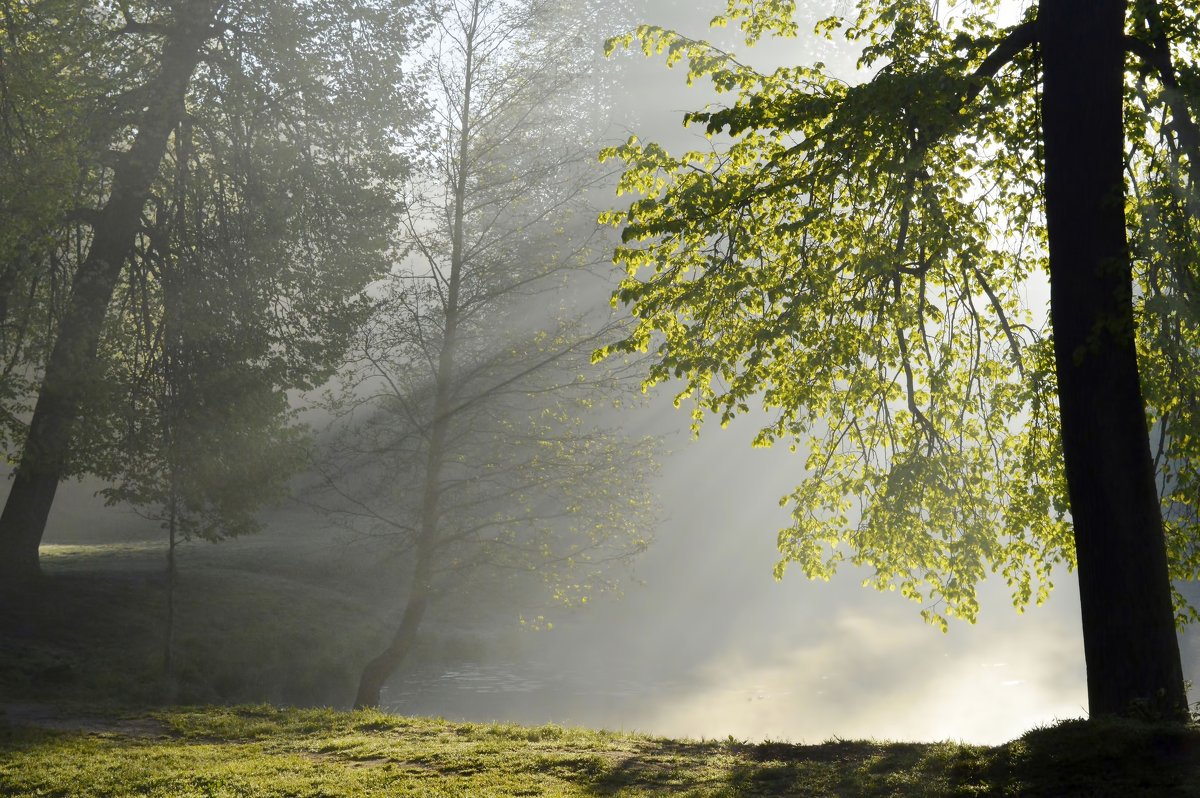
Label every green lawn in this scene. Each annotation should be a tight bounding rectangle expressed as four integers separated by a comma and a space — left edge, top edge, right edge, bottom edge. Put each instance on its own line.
2, 704, 1198, 797
2, 544, 1198, 796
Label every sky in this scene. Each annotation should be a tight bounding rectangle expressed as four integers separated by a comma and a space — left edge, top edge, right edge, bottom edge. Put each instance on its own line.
17, 0, 1200, 746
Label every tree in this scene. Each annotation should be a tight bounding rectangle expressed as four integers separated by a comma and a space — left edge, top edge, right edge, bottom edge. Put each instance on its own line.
0, 0, 422, 582
598, 0, 1200, 717
0, 0, 225, 583
0, 0, 97, 445
313, 0, 656, 709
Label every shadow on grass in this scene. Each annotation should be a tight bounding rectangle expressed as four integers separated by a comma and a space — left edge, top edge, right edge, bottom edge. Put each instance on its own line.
580, 737, 958, 796
1000, 717, 1200, 797
582, 720, 1200, 797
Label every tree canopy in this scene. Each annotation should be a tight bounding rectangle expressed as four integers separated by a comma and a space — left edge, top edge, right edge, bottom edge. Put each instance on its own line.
310, 0, 657, 708
598, 0, 1200, 648
0, 0, 423, 574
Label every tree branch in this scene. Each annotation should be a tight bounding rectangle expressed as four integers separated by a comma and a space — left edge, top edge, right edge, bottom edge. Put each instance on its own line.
1126, 8, 1200, 217
970, 262, 1026, 377
963, 21, 1038, 109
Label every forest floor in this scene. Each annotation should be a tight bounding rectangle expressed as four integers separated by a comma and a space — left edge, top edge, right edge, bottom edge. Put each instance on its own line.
3, 543, 1199, 795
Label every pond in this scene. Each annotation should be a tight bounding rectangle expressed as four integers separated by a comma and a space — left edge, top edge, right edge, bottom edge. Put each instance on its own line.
379, 609, 1093, 745
384, 659, 699, 733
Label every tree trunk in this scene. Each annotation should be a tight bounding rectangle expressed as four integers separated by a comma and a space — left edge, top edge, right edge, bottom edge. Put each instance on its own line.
1039, 0, 1187, 718
0, 3, 219, 584
354, 588, 429, 708
352, 1, 480, 709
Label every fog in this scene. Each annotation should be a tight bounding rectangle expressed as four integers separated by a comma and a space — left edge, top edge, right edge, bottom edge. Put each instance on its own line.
15, 0, 1200, 747
366, 396, 1091, 744
18, 402, 1102, 744
459, 0, 1094, 744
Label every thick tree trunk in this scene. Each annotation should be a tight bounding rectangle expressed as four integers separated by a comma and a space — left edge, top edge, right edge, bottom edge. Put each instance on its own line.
1039, 0, 1186, 717
0, 3, 219, 583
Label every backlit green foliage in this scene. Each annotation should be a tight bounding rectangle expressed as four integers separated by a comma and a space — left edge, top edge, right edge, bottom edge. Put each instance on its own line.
598, 0, 1200, 627
39, 0, 424, 538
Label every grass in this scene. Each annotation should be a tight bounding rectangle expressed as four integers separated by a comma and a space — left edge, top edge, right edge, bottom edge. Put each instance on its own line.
0, 541, 397, 707
1, 704, 1198, 796
0, 539, 524, 708
2, 542, 1198, 795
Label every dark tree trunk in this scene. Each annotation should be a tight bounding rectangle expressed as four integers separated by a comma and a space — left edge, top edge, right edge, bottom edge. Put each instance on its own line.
1039, 0, 1186, 717
353, 589, 429, 709
0, 3, 219, 584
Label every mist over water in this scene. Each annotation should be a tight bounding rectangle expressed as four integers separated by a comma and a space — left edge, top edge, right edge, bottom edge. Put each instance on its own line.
30, 399, 1200, 745
375, 400, 1101, 744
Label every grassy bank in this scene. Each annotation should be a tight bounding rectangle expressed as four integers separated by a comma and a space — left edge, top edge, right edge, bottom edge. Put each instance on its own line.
1, 704, 1198, 797
0, 542, 394, 707
3, 543, 1198, 795
0, 540, 526, 707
